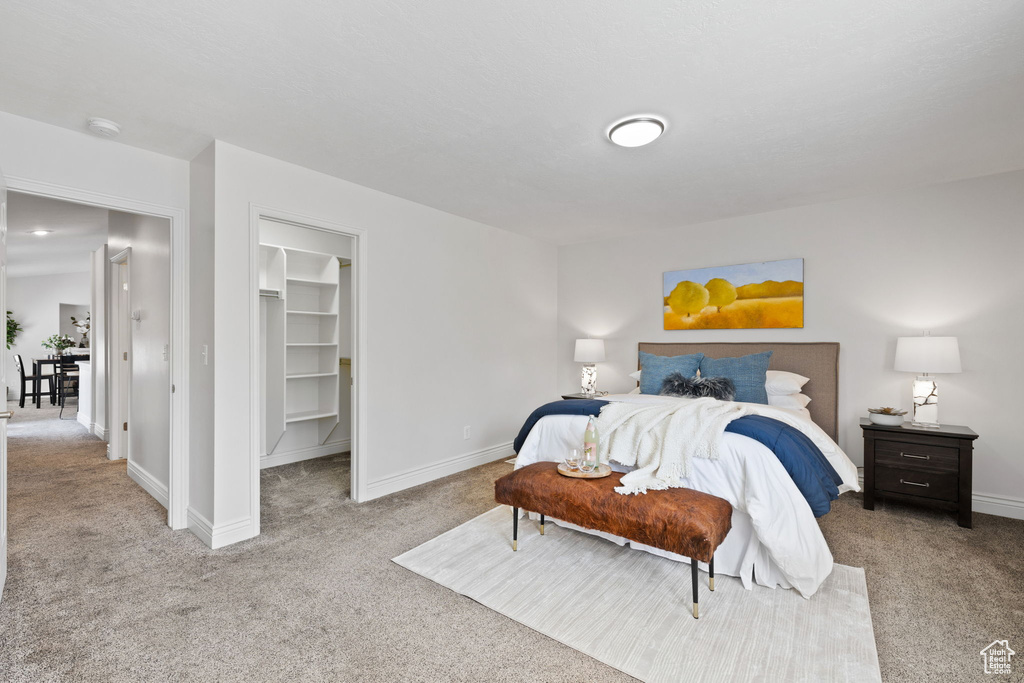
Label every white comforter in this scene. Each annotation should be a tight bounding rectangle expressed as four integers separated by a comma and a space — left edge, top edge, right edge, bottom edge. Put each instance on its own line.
514, 393, 860, 598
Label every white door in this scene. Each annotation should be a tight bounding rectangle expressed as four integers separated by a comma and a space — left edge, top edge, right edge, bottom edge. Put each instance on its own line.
0, 167, 9, 600
117, 263, 130, 458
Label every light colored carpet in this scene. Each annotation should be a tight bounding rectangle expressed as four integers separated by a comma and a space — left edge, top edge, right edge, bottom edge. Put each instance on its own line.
1, 400, 1022, 681
395, 506, 881, 683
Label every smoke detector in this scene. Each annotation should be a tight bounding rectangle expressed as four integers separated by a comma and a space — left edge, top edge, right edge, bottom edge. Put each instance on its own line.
87, 117, 121, 138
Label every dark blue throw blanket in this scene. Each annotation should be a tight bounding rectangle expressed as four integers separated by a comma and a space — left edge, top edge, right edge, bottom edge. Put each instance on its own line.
513, 400, 608, 453
513, 401, 842, 517
725, 415, 842, 517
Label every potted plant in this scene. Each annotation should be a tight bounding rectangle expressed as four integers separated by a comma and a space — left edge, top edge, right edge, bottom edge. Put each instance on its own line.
42, 333, 76, 357
7, 311, 22, 350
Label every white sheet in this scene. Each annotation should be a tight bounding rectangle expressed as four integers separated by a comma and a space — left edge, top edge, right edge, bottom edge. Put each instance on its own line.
515, 393, 860, 598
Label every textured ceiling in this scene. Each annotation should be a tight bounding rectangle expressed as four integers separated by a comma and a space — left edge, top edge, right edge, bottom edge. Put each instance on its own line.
1, 1, 1022, 244
6, 193, 107, 278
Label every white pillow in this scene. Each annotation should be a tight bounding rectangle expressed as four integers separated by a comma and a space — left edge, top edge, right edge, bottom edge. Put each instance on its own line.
768, 393, 811, 410
627, 386, 641, 395
629, 369, 642, 381
765, 370, 810, 396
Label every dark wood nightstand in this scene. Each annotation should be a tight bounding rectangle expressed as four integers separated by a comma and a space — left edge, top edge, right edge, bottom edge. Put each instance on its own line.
860, 419, 978, 528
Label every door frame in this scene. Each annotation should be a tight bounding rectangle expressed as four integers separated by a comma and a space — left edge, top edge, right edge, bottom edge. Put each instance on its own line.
108, 248, 132, 463
5, 177, 189, 530
248, 204, 368, 535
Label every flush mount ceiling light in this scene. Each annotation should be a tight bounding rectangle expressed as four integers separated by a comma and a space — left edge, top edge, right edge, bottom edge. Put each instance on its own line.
87, 117, 121, 138
607, 116, 666, 147
30, 229, 52, 236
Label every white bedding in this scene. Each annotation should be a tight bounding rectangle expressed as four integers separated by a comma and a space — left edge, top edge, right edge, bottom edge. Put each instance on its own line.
514, 393, 860, 598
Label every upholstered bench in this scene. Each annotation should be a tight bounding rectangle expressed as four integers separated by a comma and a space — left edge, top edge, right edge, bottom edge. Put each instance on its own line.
494, 461, 733, 618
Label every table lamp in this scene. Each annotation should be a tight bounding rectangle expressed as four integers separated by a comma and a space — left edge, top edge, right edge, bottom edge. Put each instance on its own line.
894, 335, 961, 428
574, 339, 605, 396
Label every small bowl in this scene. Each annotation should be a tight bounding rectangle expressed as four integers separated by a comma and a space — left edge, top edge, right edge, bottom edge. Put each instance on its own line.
869, 413, 905, 426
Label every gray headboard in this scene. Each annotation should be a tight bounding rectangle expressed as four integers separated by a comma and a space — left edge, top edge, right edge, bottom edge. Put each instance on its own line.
637, 342, 840, 441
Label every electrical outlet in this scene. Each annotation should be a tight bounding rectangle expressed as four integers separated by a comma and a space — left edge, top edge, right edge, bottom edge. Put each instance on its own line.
463, 426, 471, 440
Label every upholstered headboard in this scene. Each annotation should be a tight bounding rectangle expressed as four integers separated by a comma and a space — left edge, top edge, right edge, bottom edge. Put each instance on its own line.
637, 342, 840, 441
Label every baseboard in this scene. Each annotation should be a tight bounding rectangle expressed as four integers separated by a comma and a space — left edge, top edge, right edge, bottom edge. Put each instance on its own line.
126, 460, 169, 509
77, 414, 92, 432
972, 492, 1024, 520
365, 442, 514, 501
186, 507, 214, 547
187, 507, 256, 549
93, 424, 109, 440
856, 471, 1024, 521
260, 440, 351, 470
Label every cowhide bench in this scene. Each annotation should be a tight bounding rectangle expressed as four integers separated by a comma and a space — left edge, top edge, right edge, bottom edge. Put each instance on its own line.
494, 461, 733, 619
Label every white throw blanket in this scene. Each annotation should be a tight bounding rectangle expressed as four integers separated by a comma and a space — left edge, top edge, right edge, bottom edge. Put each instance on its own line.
596, 397, 752, 494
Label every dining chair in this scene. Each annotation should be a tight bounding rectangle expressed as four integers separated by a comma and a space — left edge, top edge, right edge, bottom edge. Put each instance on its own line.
14, 354, 54, 408
56, 357, 80, 419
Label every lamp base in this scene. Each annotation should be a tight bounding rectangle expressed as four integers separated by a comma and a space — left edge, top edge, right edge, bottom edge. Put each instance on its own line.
911, 375, 939, 427
580, 364, 597, 396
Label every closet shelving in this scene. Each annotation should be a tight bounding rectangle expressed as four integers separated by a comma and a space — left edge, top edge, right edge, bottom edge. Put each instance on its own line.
260, 243, 340, 455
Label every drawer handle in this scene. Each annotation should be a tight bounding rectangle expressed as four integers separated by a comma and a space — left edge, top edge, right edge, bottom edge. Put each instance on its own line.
900, 452, 929, 460
900, 479, 930, 488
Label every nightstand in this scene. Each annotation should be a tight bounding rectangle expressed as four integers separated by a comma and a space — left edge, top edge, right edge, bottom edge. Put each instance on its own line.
561, 393, 607, 400
860, 419, 978, 528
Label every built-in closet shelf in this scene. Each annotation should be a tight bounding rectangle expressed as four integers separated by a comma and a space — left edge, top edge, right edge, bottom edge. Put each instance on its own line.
287, 277, 338, 288
261, 238, 343, 458
285, 410, 339, 424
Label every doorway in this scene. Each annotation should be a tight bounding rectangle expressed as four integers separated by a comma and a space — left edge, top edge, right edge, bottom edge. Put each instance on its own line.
3, 180, 187, 530
249, 207, 366, 536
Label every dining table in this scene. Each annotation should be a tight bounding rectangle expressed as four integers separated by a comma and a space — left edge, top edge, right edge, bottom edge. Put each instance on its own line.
31, 355, 86, 408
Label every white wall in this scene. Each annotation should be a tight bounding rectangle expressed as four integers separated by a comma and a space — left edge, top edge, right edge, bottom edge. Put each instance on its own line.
7, 271, 91, 400
188, 143, 215, 528
0, 111, 189, 211
557, 169, 1024, 515
108, 211, 172, 506
202, 141, 557, 545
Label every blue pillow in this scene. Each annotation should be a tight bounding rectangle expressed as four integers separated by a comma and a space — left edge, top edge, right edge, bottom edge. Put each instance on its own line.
639, 351, 704, 395
698, 352, 773, 404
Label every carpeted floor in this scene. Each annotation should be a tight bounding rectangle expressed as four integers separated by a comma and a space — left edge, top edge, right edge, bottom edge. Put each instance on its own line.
0, 401, 1021, 682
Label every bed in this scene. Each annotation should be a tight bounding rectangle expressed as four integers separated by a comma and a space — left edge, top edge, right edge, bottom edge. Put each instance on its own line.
513, 341, 859, 598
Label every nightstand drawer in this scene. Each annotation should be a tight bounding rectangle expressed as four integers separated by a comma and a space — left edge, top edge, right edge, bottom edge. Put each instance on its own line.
875, 439, 959, 472
875, 465, 958, 501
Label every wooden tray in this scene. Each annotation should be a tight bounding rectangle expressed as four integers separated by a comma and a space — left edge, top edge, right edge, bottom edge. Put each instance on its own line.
557, 463, 612, 479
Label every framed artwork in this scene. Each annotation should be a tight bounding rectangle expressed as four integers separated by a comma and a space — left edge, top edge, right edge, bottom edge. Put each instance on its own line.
663, 258, 804, 330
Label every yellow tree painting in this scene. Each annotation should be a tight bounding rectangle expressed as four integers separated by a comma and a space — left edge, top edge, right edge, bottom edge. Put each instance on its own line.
663, 259, 804, 330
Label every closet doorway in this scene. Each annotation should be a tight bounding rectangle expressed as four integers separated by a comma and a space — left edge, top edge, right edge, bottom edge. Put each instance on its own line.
252, 212, 362, 522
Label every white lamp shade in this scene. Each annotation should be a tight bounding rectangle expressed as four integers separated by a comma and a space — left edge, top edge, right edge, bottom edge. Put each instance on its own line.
894, 336, 962, 374
574, 339, 606, 363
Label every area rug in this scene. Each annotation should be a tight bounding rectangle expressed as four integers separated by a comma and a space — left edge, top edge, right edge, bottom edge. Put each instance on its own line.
394, 506, 881, 683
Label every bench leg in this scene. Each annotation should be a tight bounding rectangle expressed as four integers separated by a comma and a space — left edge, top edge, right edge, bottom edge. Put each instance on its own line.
709, 555, 715, 591
512, 507, 518, 551
539, 513, 545, 535
691, 558, 699, 619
